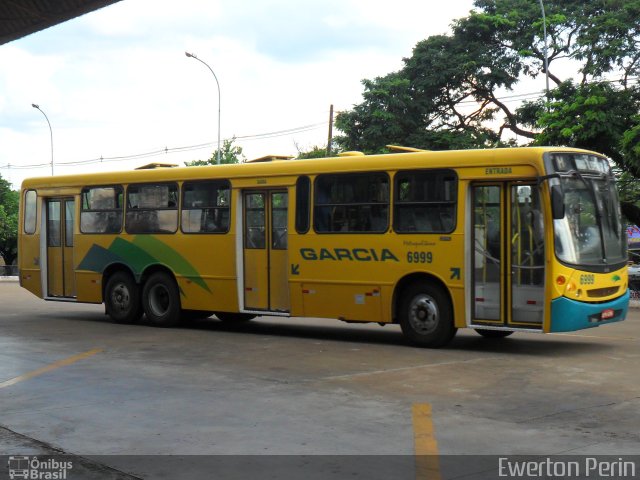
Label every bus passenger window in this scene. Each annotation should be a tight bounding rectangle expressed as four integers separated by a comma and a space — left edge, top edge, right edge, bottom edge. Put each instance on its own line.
126, 183, 178, 234
24, 190, 37, 234
295, 176, 310, 234
80, 186, 123, 234
314, 172, 389, 233
394, 169, 457, 234
181, 180, 230, 233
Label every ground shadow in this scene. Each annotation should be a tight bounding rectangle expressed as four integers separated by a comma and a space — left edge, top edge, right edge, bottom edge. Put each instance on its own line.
43, 309, 617, 356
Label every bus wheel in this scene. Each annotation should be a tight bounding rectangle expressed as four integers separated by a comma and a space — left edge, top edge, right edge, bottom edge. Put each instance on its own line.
399, 282, 456, 348
142, 272, 181, 327
475, 329, 514, 339
105, 271, 142, 324
216, 312, 256, 322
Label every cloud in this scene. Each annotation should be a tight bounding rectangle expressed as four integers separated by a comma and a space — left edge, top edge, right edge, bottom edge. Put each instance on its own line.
0, 0, 476, 188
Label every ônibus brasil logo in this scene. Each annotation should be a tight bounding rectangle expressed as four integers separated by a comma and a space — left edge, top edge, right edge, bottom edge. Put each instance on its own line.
8, 456, 73, 479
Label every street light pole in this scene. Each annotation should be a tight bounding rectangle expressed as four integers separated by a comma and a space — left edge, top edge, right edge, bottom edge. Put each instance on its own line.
185, 52, 222, 165
32, 103, 54, 175
538, 0, 550, 106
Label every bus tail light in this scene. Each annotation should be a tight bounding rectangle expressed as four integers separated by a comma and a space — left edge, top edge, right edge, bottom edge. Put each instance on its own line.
556, 275, 566, 286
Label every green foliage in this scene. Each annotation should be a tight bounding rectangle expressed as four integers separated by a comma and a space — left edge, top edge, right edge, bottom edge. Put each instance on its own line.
0, 174, 18, 266
185, 137, 246, 166
621, 122, 640, 177
528, 81, 640, 166
337, 0, 640, 154
336, 0, 640, 223
295, 144, 337, 159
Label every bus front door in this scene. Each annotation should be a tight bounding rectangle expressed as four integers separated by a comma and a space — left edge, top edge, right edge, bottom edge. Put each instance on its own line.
46, 198, 76, 298
471, 183, 544, 328
242, 190, 289, 312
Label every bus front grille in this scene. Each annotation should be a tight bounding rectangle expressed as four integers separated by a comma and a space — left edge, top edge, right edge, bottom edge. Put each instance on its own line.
586, 286, 620, 298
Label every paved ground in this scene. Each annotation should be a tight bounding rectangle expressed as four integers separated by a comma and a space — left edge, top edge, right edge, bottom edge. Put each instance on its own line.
0, 280, 638, 478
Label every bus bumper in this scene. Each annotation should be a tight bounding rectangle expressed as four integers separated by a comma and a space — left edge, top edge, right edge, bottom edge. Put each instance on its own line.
549, 290, 629, 332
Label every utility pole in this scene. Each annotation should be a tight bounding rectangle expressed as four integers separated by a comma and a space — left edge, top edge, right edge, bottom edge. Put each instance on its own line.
327, 104, 334, 157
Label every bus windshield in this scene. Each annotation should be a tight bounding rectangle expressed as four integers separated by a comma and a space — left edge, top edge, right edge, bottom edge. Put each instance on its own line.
554, 174, 626, 267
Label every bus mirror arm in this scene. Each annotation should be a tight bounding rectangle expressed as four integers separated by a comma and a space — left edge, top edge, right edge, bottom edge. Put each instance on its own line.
536, 173, 561, 185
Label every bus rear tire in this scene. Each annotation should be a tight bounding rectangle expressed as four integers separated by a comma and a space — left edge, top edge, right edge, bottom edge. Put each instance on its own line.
104, 271, 143, 324
142, 272, 181, 327
216, 312, 256, 322
475, 329, 514, 339
399, 282, 456, 348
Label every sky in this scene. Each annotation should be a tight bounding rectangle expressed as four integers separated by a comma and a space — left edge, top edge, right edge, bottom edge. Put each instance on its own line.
0, 0, 476, 189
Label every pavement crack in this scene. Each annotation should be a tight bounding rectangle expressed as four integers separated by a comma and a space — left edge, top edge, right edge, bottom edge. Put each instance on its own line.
318, 356, 505, 381
516, 396, 640, 424
0, 424, 143, 479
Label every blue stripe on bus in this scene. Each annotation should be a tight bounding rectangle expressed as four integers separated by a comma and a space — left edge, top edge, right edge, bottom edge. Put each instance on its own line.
550, 290, 629, 332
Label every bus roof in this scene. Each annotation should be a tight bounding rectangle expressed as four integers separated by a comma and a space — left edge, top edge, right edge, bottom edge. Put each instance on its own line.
21, 146, 601, 190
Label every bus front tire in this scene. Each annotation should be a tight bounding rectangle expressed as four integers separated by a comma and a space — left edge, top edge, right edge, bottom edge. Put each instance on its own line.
142, 272, 181, 327
475, 329, 514, 339
104, 271, 143, 324
399, 282, 456, 348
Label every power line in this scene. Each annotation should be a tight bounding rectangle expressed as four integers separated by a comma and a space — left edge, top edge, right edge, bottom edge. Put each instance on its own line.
457, 75, 639, 106
0, 122, 326, 171
3, 74, 637, 173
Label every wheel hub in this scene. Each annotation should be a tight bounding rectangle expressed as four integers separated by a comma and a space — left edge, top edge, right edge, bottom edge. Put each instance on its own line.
409, 295, 438, 334
113, 284, 129, 311
149, 284, 170, 317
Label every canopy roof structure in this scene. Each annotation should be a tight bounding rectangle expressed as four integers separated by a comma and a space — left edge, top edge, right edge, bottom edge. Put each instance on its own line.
0, 0, 121, 45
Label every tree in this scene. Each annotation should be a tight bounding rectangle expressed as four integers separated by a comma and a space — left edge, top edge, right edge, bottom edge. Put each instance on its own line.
185, 137, 246, 166
519, 81, 640, 165
335, 0, 640, 222
0, 174, 18, 266
295, 144, 339, 159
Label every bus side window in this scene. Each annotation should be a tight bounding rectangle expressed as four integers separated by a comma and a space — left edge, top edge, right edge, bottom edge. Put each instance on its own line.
24, 190, 37, 234
295, 176, 310, 234
314, 172, 389, 233
80, 186, 123, 234
181, 180, 230, 234
394, 169, 457, 234
126, 183, 178, 234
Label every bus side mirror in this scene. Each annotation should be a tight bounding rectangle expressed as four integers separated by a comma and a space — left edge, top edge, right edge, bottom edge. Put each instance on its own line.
551, 185, 565, 219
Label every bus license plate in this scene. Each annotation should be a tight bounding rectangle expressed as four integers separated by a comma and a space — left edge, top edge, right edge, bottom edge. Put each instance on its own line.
601, 309, 614, 320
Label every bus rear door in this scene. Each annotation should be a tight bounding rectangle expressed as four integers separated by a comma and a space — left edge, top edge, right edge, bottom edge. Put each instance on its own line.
242, 190, 289, 312
45, 197, 76, 298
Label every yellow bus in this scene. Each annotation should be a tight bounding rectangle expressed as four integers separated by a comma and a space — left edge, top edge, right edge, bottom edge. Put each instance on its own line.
18, 146, 629, 347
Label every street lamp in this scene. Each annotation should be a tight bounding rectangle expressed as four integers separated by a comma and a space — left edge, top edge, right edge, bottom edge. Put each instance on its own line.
538, 0, 550, 106
32, 104, 54, 176
185, 51, 222, 165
